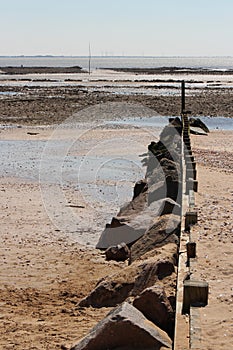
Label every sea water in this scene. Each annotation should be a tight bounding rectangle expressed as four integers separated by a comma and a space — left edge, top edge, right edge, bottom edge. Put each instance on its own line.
0, 56, 233, 70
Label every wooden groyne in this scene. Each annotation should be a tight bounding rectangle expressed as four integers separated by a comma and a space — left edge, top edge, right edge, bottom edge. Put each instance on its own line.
174, 111, 209, 350
68, 82, 209, 350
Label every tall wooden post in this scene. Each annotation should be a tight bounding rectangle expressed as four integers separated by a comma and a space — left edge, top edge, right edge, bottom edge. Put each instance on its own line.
181, 80, 185, 114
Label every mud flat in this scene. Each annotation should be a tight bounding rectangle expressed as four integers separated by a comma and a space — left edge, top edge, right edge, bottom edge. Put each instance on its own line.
100, 66, 233, 75
1, 85, 233, 126
0, 66, 84, 74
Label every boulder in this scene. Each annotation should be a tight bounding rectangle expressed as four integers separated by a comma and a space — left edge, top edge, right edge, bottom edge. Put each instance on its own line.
158, 198, 181, 216
147, 132, 181, 166
133, 179, 148, 199
159, 124, 182, 144
189, 117, 209, 133
148, 141, 174, 163
190, 127, 208, 136
78, 255, 176, 308
96, 200, 180, 250
98, 190, 180, 250
105, 242, 130, 262
148, 180, 167, 204
160, 158, 180, 183
147, 158, 181, 205
70, 302, 172, 350
133, 285, 174, 339
105, 217, 123, 229
169, 117, 182, 128
118, 191, 147, 217
165, 177, 182, 205
135, 243, 178, 263
130, 214, 180, 262
96, 224, 145, 250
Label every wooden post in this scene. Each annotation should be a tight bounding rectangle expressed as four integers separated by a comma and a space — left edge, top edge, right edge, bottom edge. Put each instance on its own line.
185, 155, 195, 163
186, 179, 198, 193
181, 80, 185, 114
186, 161, 196, 170
185, 211, 198, 230
182, 280, 209, 314
186, 242, 196, 259
186, 168, 197, 180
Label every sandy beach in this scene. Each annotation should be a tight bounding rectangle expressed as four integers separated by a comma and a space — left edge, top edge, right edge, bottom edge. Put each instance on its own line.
0, 73, 233, 349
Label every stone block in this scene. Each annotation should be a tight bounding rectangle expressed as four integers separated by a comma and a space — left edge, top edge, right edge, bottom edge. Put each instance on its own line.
71, 302, 172, 350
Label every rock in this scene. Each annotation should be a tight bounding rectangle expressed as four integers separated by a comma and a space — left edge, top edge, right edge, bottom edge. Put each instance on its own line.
96, 194, 148, 249
118, 191, 147, 217
105, 217, 124, 229
105, 242, 130, 262
148, 180, 167, 204
147, 158, 182, 205
97, 200, 180, 250
135, 242, 178, 263
96, 221, 145, 250
133, 179, 148, 199
190, 127, 208, 136
160, 158, 181, 184
189, 117, 209, 133
169, 117, 182, 129
78, 255, 176, 308
148, 141, 174, 163
147, 127, 182, 165
130, 214, 180, 262
133, 285, 174, 339
166, 177, 181, 204
159, 124, 182, 143
97, 190, 166, 250
159, 198, 181, 216
70, 302, 172, 350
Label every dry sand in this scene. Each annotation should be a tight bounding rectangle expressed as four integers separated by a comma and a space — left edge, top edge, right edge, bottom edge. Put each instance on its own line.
190, 132, 233, 349
0, 96, 232, 349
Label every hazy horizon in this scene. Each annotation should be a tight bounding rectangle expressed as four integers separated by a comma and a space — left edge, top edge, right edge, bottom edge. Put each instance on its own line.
1, 55, 233, 58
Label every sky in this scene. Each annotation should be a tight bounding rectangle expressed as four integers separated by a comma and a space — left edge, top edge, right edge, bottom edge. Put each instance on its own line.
0, 0, 233, 56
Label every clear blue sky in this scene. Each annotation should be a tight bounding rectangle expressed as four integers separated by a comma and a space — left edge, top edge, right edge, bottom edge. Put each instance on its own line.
0, 0, 232, 56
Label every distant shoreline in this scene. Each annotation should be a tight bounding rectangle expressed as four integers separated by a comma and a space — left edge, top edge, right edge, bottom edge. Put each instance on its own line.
0, 66, 86, 75
100, 67, 233, 75
1, 66, 233, 76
